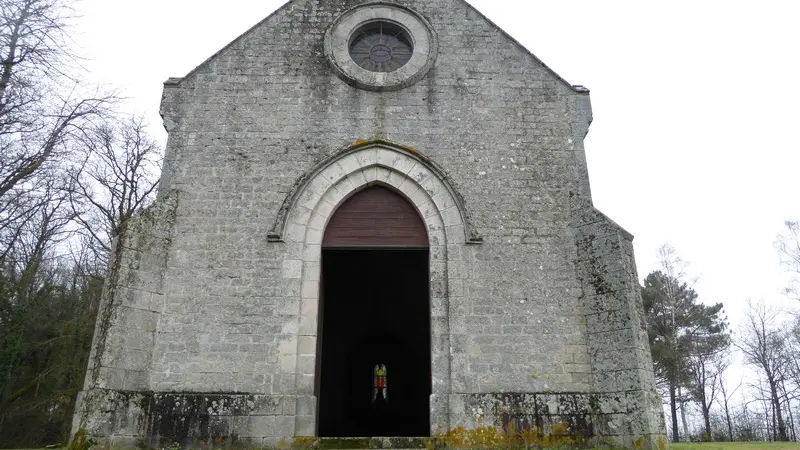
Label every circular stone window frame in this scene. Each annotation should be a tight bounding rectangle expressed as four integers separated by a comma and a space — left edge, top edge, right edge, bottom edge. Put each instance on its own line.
325, 2, 438, 92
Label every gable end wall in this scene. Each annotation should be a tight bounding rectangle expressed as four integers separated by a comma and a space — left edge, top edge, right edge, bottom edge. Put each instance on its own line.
75, 0, 665, 448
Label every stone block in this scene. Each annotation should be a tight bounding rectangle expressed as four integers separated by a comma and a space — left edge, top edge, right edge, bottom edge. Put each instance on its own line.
295, 415, 315, 437
274, 415, 295, 437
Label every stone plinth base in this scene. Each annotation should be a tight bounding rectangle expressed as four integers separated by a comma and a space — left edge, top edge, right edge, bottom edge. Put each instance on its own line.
74, 389, 666, 449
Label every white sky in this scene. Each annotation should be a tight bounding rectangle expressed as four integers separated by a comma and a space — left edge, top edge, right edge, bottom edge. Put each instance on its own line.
73, 0, 800, 334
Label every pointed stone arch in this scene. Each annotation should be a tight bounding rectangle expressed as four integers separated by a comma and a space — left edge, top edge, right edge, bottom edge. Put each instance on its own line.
280, 141, 474, 436
268, 139, 482, 245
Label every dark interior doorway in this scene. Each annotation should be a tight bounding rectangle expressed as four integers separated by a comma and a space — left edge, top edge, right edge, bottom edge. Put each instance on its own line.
317, 249, 431, 437
316, 185, 431, 437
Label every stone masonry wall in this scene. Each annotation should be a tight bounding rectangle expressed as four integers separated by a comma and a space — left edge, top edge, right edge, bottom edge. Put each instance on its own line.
75, 0, 666, 447
156, 0, 593, 398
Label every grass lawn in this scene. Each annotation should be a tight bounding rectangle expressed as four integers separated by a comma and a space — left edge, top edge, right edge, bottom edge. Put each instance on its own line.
672, 443, 800, 450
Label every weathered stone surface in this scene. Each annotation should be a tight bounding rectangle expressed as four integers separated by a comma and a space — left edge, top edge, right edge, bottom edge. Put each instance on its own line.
73, 0, 666, 448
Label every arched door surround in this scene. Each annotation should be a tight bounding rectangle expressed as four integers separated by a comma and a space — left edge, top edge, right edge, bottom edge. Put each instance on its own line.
278, 140, 474, 435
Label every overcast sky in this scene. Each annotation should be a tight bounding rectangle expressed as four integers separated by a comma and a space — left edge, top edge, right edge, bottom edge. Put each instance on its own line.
72, 0, 800, 330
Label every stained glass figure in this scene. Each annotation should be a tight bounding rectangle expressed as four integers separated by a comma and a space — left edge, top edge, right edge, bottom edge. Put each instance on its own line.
373, 364, 388, 403
349, 22, 413, 73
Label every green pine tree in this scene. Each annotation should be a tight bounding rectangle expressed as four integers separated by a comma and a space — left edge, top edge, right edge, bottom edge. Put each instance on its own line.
641, 270, 728, 442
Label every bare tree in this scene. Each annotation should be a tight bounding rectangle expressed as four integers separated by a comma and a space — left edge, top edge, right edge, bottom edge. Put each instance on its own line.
685, 295, 730, 440
0, 0, 112, 259
716, 357, 742, 441
0, 0, 112, 187
70, 116, 161, 269
5, 180, 74, 286
779, 379, 797, 441
777, 220, 800, 299
737, 300, 791, 441
688, 348, 728, 439
781, 316, 800, 441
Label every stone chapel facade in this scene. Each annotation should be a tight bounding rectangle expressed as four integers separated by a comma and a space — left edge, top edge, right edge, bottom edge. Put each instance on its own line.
73, 0, 666, 448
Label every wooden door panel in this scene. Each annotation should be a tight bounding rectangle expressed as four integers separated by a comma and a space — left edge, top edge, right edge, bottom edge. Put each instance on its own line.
322, 186, 428, 248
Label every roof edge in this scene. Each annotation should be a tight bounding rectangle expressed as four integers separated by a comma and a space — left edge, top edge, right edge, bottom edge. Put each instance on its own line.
166, 0, 299, 87
460, 0, 589, 94
591, 206, 635, 241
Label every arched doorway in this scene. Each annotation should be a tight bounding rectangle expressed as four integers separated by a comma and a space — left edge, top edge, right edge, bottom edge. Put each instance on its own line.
316, 185, 431, 437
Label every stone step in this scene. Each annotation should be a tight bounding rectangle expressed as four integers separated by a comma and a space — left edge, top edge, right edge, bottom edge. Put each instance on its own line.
299, 437, 429, 449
